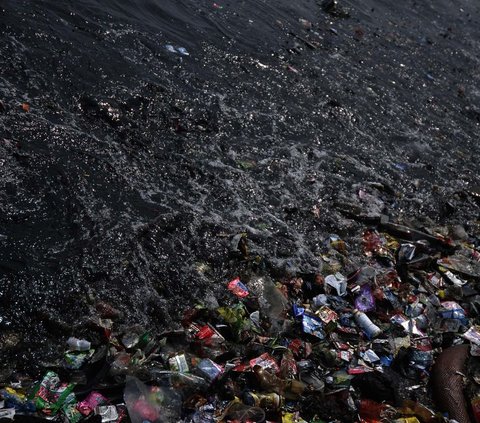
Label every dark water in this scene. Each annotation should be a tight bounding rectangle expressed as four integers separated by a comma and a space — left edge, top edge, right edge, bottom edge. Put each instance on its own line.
1, 0, 480, 373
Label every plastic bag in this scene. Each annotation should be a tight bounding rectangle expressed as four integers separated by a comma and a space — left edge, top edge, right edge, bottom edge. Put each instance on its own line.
325, 273, 347, 296
124, 376, 181, 423
220, 400, 265, 422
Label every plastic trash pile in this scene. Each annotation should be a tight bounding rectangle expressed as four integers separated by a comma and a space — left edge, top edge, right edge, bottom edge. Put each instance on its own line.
2, 221, 480, 422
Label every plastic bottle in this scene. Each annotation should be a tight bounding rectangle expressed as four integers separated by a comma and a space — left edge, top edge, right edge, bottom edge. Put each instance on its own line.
353, 309, 381, 338
243, 391, 282, 410
66, 337, 91, 351
248, 276, 288, 335
253, 365, 306, 400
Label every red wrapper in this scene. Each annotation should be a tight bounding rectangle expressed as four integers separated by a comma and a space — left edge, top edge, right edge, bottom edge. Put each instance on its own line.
77, 392, 108, 416
227, 278, 249, 298
249, 353, 280, 374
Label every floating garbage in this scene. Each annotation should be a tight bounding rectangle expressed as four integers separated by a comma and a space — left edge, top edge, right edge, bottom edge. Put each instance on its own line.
2, 221, 480, 422
165, 44, 190, 56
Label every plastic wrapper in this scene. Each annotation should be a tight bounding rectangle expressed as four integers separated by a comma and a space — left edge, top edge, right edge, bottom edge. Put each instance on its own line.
282, 412, 308, 423
463, 325, 480, 345
333, 340, 351, 351
411, 337, 432, 351
302, 314, 326, 339
438, 255, 480, 278
280, 350, 298, 378
227, 277, 249, 298
64, 349, 94, 370
312, 294, 329, 308
121, 332, 140, 349
414, 314, 428, 330
360, 349, 380, 363
327, 234, 347, 254
358, 398, 388, 422
348, 366, 374, 375
249, 310, 260, 328
195, 324, 224, 347
439, 318, 461, 332
77, 391, 108, 416
439, 301, 467, 322
288, 338, 312, 357
168, 354, 190, 373
0, 387, 36, 413
363, 230, 384, 256
62, 393, 82, 423
328, 295, 350, 311
0, 409, 15, 420
95, 406, 119, 423
300, 371, 325, 392
398, 243, 416, 261
350, 266, 376, 286
391, 314, 424, 336
249, 353, 280, 374
191, 407, 215, 423
410, 350, 433, 371
217, 304, 249, 337
337, 325, 359, 337
332, 369, 354, 386
405, 302, 424, 318
399, 400, 437, 422
110, 352, 131, 376
195, 324, 215, 340
315, 306, 338, 323
354, 284, 375, 312
441, 269, 467, 286
380, 355, 393, 366
196, 358, 223, 381
426, 272, 444, 289
32, 371, 75, 415
338, 350, 353, 362
147, 370, 208, 394
292, 303, 305, 317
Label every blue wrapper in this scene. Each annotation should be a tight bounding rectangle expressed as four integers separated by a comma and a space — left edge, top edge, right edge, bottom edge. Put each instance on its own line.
292, 304, 305, 318
380, 355, 393, 367
196, 359, 223, 382
0, 389, 36, 413
384, 289, 402, 309
302, 314, 326, 339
